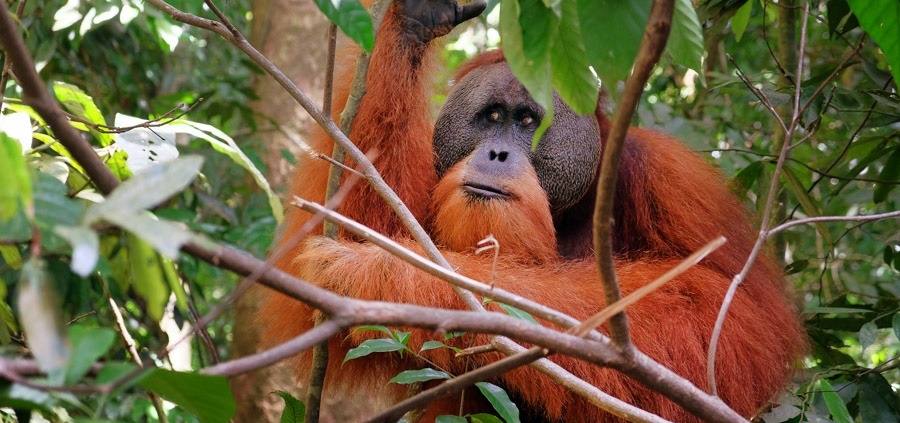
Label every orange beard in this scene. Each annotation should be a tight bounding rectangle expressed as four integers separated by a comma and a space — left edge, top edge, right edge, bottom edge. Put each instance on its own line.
430, 160, 559, 263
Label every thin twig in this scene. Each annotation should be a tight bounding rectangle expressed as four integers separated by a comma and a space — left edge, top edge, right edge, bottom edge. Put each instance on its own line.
305, 20, 339, 423
108, 297, 168, 423
707, 1, 810, 396
592, 0, 675, 348
767, 211, 900, 236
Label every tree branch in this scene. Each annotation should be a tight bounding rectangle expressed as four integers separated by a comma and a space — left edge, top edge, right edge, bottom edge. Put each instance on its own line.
706, 0, 810, 396
592, 0, 674, 348
767, 210, 900, 237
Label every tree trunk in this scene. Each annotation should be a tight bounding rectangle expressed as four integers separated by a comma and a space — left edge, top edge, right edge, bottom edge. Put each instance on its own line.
232, 1, 328, 422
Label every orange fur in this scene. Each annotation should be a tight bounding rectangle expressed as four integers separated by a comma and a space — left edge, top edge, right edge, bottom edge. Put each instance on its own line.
431, 158, 557, 262
252, 4, 807, 421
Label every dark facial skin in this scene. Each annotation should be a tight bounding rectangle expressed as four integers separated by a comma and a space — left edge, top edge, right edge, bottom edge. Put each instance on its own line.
433, 62, 603, 215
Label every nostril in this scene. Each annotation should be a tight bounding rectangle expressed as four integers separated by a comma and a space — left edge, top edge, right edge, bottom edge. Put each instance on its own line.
497, 151, 508, 162
489, 150, 498, 161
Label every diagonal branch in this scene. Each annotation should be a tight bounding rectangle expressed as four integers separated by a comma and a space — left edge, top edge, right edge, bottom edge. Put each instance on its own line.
706, 0, 811, 396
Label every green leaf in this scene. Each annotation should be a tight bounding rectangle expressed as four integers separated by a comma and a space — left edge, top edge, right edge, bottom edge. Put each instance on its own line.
0, 133, 32, 221
470, 414, 505, 423
436, 416, 467, 423
731, 0, 753, 41
500, 0, 553, 108
389, 368, 451, 385
420, 340, 446, 352
666, 0, 704, 73
578, 0, 648, 88
858, 321, 877, 352
731, 160, 764, 198
475, 382, 520, 423
106, 211, 197, 259
497, 303, 538, 325
873, 148, 900, 203
847, 0, 900, 88
275, 391, 305, 423
127, 234, 170, 321
858, 373, 900, 423
96, 362, 137, 385
85, 155, 204, 224
783, 259, 808, 275
139, 369, 235, 423
164, 119, 283, 222
51, 82, 113, 146
343, 338, 404, 363
520, 0, 558, 62
549, 0, 598, 115
17, 259, 68, 381
782, 165, 832, 246
817, 379, 852, 423
54, 225, 100, 277
313, 0, 375, 53
64, 326, 115, 385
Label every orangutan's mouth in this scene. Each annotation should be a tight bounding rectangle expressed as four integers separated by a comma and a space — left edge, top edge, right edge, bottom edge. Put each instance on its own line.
462, 182, 510, 200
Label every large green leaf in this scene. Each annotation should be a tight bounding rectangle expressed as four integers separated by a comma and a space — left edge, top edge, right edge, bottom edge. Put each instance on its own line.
85, 156, 203, 224
139, 369, 236, 423
667, 0, 705, 73
313, 0, 375, 53
848, 0, 900, 88
52, 81, 114, 147
64, 325, 115, 385
549, 0, 598, 115
500, 0, 553, 109
578, 0, 648, 88
475, 382, 520, 423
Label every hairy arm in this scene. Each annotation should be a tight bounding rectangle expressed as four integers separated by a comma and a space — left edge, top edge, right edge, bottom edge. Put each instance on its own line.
297, 237, 805, 421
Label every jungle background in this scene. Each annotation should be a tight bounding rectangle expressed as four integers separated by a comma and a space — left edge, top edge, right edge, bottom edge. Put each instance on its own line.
0, 0, 897, 422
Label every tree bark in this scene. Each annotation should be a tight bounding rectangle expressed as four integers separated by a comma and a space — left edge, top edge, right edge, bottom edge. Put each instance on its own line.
232, 1, 328, 421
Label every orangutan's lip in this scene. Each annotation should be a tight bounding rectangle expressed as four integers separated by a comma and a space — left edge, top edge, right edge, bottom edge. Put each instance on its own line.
462, 182, 510, 200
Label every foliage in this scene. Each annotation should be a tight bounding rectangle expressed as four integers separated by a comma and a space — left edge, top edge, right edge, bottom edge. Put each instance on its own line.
0, 0, 897, 422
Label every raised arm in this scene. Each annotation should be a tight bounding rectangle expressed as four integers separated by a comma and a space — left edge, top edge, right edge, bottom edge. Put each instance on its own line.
278, 0, 485, 248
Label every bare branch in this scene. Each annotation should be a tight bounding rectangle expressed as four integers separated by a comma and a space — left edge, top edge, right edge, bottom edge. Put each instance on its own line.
592, 0, 675, 348
767, 210, 900, 237
0, 0, 26, 108
707, 1, 810, 396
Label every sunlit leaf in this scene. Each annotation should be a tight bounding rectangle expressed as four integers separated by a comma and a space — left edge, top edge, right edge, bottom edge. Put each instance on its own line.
54, 225, 99, 277
497, 303, 538, 325
313, 0, 374, 53
420, 340, 446, 352
52, 82, 113, 146
470, 414, 504, 423
0, 112, 33, 153
858, 321, 877, 352
475, 382, 519, 423
0, 133, 31, 221
52, 0, 83, 32
436, 416, 467, 423
389, 368, 451, 385
85, 155, 203, 224
139, 369, 235, 423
